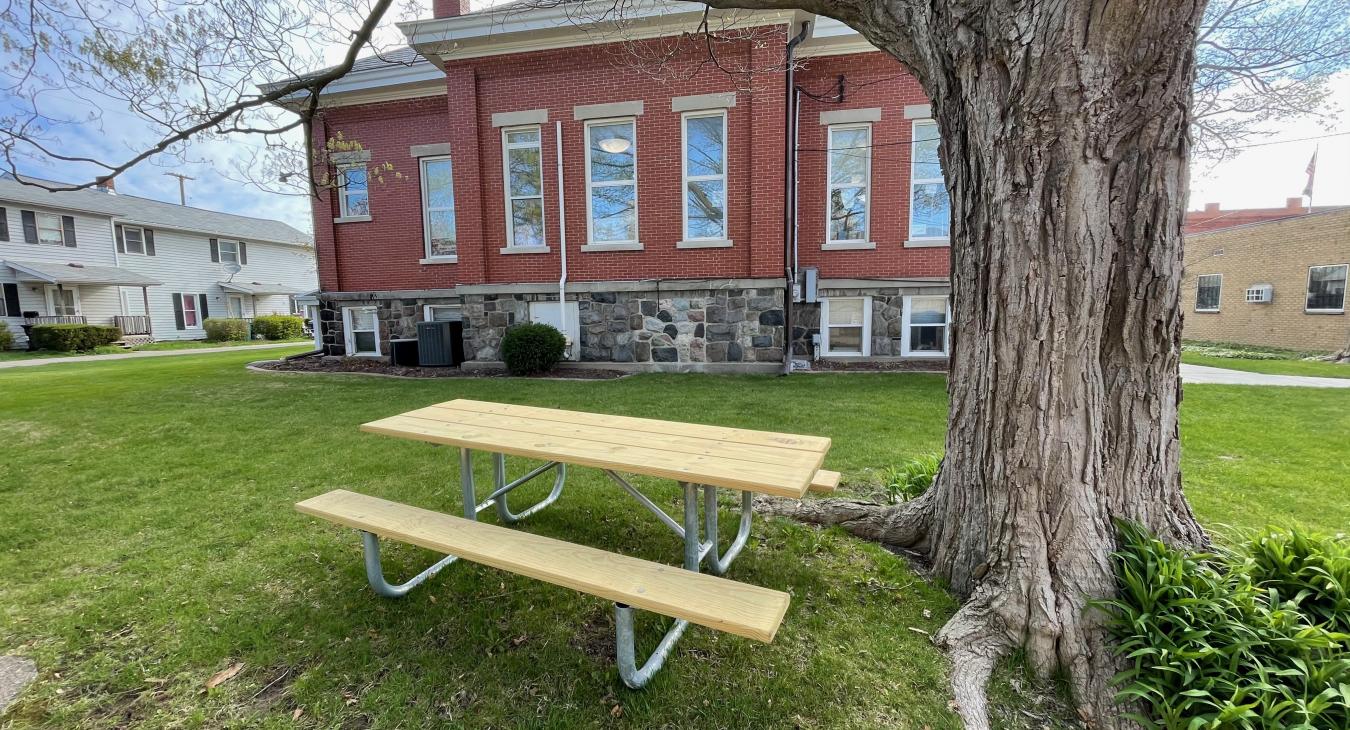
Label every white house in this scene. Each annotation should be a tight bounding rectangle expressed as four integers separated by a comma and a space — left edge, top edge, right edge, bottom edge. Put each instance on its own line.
0, 174, 315, 346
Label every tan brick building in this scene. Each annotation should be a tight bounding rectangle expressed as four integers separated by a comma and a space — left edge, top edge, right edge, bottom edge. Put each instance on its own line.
1182, 208, 1349, 352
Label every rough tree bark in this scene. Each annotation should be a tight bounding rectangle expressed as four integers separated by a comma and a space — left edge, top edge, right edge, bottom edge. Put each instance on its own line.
705, 0, 1211, 727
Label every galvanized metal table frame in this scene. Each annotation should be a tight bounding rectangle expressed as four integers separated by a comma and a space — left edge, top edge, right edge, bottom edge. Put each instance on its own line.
357, 446, 755, 688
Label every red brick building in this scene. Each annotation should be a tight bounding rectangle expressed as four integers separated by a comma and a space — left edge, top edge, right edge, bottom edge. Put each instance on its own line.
278, 2, 953, 370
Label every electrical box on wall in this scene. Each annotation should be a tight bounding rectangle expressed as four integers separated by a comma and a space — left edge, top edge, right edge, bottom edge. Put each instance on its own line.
803, 267, 819, 303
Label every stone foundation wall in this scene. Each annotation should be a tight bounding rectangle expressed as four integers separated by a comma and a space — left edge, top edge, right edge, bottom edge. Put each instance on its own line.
792, 285, 951, 360
315, 295, 460, 357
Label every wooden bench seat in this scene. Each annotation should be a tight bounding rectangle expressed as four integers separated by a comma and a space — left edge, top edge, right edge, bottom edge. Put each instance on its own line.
808, 469, 841, 493
297, 490, 790, 642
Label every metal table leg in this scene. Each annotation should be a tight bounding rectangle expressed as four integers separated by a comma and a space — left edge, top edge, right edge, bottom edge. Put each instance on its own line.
488, 453, 566, 524
703, 487, 753, 576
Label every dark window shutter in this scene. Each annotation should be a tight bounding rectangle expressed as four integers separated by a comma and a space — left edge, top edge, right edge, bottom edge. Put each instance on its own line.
61, 216, 76, 247
198, 294, 210, 320
0, 207, 8, 241
21, 210, 37, 244
173, 294, 185, 330
115, 224, 126, 253
144, 229, 156, 256
239, 242, 248, 265
3, 283, 19, 317
209, 238, 220, 262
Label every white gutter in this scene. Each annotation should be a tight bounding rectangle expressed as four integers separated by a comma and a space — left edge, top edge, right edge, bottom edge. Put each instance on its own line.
556, 120, 570, 359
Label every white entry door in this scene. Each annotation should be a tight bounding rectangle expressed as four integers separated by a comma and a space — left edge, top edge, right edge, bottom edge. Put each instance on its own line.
227, 295, 245, 318
44, 286, 80, 317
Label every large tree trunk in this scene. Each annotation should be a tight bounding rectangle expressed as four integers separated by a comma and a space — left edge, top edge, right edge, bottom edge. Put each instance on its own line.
712, 0, 1211, 727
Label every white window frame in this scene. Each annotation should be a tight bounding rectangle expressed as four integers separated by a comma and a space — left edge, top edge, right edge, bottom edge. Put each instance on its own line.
1305, 264, 1347, 313
820, 296, 872, 357
343, 306, 381, 357
37, 212, 65, 246
219, 240, 241, 266
681, 110, 728, 243
423, 304, 461, 322
502, 125, 546, 249
122, 225, 146, 255
177, 293, 201, 328
44, 286, 80, 317
337, 163, 370, 219
419, 155, 457, 261
1195, 273, 1222, 312
584, 117, 639, 247
907, 119, 950, 244
901, 295, 951, 358
826, 123, 872, 246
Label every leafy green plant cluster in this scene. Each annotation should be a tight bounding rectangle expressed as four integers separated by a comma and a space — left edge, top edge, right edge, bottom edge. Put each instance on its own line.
881, 453, 941, 504
500, 322, 566, 375
250, 314, 304, 340
1101, 523, 1349, 729
0, 324, 13, 350
203, 318, 249, 342
30, 323, 121, 351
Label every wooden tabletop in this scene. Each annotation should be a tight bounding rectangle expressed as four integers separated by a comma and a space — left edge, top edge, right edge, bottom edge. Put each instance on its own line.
360, 399, 832, 498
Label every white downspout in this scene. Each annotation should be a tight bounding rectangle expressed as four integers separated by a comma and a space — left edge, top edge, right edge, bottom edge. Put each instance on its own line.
555, 119, 570, 359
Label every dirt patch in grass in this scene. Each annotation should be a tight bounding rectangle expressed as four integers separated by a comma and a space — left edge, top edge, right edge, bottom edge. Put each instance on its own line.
252, 356, 626, 380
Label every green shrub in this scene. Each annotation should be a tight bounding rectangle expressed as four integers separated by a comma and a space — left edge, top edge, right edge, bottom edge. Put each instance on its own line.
30, 323, 122, 352
500, 322, 566, 375
881, 453, 941, 504
0, 325, 13, 351
250, 314, 304, 340
203, 318, 250, 342
1099, 522, 1350, 729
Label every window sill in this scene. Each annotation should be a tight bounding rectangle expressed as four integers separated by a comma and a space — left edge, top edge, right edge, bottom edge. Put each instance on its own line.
904, 238, 950, 248
676, 239, 733, 249
499, 245, 552, 255
901, 351, 949, 358
334, 215, 372, 224
347, 352, 383, 358
419, 256, 459, 265
581, 242, 644, 252
1304, 309, 1345, 315
1194, 308, 1221, 314
821, 241, 877, 251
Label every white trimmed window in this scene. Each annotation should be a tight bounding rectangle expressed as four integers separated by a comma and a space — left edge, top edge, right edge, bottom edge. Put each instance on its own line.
423, 304, 461, 322
343, 306, 380, 356
909, 120, 950, 242
122, 226, 146, 255
821, 297, 871, 356
585, 118, 638, 246
827, 124, 871, 244
337, 164, 370, 218
421, 156, 456, 259
503, 126, 545, 248
682, 111, 726, 242
1195, 274, 1222, 312
1306, 264, 1347, 313
219, 240, 241, 266
902, 296, 950, 357
37, 212, 65, 246
176, 293, 200, 328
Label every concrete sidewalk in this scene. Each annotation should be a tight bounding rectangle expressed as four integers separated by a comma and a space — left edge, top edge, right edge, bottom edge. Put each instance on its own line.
0, 341, 310, 369
1181, 363, 1350, 388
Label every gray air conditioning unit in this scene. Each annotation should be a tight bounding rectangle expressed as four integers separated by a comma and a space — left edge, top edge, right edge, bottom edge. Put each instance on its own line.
416, 320, 465, 367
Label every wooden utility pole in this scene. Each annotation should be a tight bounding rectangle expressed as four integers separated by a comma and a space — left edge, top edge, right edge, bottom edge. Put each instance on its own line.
163, 172, 194, 205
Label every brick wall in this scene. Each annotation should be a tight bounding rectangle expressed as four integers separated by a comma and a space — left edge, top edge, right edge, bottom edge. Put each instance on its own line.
311, 37, 948, 293
1181, 208, 1350, 352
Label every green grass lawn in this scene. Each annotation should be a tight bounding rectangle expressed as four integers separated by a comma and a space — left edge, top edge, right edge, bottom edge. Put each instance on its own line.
0, 338, 310, 361
1, 351, 1346, 729
1182, 352, 1350, 379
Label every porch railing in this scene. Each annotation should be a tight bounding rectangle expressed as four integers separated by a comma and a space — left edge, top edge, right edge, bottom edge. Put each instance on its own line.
25, 315, 86, 325
114, 315, 153, 335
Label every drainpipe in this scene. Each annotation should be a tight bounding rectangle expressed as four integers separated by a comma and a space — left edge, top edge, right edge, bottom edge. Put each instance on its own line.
555, 119, 570, 358
781, 21, 809, 376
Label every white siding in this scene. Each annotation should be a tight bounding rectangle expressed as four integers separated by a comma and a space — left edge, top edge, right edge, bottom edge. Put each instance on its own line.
116, 230, 316, 341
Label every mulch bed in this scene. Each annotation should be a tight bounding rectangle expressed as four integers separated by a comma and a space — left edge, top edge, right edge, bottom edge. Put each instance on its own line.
254, 356, 627, 380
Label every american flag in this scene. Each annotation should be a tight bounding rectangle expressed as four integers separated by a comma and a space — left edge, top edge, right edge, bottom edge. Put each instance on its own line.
1303, 148, 1318, 198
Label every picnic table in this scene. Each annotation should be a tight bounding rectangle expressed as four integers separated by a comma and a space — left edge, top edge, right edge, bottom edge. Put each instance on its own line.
297, 399, 837, 687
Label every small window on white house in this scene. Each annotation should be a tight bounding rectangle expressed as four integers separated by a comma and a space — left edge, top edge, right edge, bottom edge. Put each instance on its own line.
122, 226, 146, 255
37, 213, 65, 246
585, 118, 638, 245
338, 164, 370, 218
683, 112, 726, 241
503, 127, 545, 248
1306, 264, 1347, 313
821, 297, 871, 356
827, 124, 871, 244
219, 240, 240, 266
909, 120, 950, 241
902, 296, 950, 357
421, 156, 456, 258
1195, 274, 1222, 312
423, 304, 461, 322
179, 293, 200, 327
344, 306, 380, 356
